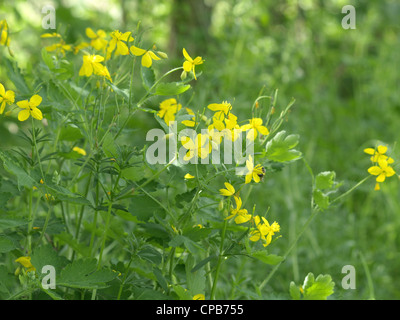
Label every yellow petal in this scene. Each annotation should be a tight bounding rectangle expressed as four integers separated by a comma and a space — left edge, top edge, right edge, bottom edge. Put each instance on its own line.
363, 148, 375, 155
30, 95, 42, 108
148, 51, 161, 60
18, 109, 30, 121
5, 90, 15, 103
17, 100, 29, 109
182, 48, 193, 62
183, 60, 192, 72
184, 173, 195, 179
85, 27, 97, 39
73, 146, 87, 156
116, 41, 129, 55
377, 145, 388, 154
367, 166, 381, 176
224, 182, 235, 195
257, 125, 269, 136
31, 108, 43, 120
376, 173, 386, 183
141, 52, 153, 68
79, 60, 93, 77
130, 45, 146, 56
0, 83, 5, 96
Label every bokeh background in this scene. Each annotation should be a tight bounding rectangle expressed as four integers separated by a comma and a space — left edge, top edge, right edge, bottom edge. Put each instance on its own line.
1, 0, 400, 299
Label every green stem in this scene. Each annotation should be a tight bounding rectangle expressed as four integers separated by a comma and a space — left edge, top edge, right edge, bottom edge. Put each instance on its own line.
210, 219, 228, 300
36, 203, 52, 247
259, 207, 319, 291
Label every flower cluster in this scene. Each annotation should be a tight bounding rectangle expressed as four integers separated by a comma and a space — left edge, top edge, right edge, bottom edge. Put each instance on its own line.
365, 145, 396, 190
219, 182, 280, 247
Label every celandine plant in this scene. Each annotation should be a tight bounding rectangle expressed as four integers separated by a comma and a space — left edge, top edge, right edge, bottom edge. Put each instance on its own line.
0, 19, 397, 300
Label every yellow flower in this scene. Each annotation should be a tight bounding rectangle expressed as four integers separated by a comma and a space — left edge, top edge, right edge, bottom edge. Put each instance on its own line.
73, 41, 90, 54
45, 194, 55, 201
0, 19, 10, 47
241, 118, 269, 141
79, 54, 112, 82
245, 155, 265, 184
364, 145, 393, 164
41, 32, 61, 38
42, 34, 72, 57
0, 83, 15, 114
249, 215, 280, 247
15, 256, 36, 272
184, 173, 195, 179
219, 182, 235, 197
182, 48, 204, 80
226, 196, 252, 224
207, 101, 232, 118
157, 98, 182, 125
73, 146, 87, 156
107, 30, 134, 57
16, 95, 43, 122
85, 27, 108, 51
368, 158, 396, 183
181, 133, 211, 161
130, 45, 161, 68
181, 108, 196, 127
193, 294, 205, 300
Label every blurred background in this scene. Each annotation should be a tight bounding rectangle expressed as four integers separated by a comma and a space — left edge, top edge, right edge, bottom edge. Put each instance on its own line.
1, 0, 400, 299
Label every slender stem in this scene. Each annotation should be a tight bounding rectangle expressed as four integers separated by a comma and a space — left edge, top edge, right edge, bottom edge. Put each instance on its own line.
97, 199, 113, 268
27, 189, 33, 254
331, 176, 370, 205
359, 251, 375, 300
117, 254, 135, 300
210, 219, 228, 300
36, 203, 52, 247
259, 207, 319, 291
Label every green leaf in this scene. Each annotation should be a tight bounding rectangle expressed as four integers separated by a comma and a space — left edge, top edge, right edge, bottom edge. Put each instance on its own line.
155, 82, 191, 96
302, 273, 335, 300
137, 245, 163, 265
129, 195, 165, 222
58, 258, 117, 289
31, 245, 69, 279
0, 236, 17, 253
142, 66, 156, 90
191, 255, 218, 273
186, 256, 205, 296
313, 189, 329, 211
0, 150, 36, 190
58, 124, 84, 141
54, 232, 91, 257
315, 171, 336, 190
169, 235, 205, 254
5, 58, 30, 95
0, 217, 28, 231
265, 130, 302, 162
45, 182, 91, 205
251, 251, 284, 265
172, 284, 193, 300
289, 281, 301, 300
153, 267, 169, 292
41, 47, 54, 70
108, 82, 129, 100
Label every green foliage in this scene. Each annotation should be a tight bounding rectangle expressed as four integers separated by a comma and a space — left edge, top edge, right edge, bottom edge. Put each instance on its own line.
290, 273, 335, 300
0, 0, 398, 301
